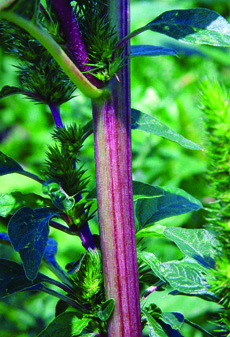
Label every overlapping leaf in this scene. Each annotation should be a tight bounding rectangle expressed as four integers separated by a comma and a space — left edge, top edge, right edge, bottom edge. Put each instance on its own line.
0, 151, 23, 176
131, 45, 177, 57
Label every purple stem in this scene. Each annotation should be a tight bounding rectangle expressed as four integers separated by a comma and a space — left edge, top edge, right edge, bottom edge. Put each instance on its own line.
51, 0, 100, 87
48, 103, 63, 128
91, 1, 142, 336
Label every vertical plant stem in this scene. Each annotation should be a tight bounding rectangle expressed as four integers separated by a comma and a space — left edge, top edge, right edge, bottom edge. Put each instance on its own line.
92, 1, 142, 336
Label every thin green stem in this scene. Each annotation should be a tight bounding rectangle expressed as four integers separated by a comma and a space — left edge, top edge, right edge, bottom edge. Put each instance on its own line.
18, 170, 45, 184
116, 26, 146, 48
0, 10, 103, 98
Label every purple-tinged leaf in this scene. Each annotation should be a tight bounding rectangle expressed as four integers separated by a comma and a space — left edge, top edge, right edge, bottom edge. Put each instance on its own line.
8, 207, 59, 280
131, 45, 177, 57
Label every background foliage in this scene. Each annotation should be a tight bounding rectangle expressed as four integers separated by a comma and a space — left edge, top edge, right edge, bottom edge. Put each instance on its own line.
1, 0, 230, 336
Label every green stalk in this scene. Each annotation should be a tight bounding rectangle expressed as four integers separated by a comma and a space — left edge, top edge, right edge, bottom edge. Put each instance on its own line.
92, 1, 142, 336
0, 10, 102, 98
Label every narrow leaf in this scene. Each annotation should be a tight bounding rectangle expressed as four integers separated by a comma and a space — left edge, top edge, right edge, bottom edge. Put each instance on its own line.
131, 109, 202, 150
135, 186, 203, 228
131, 45, 177, 57
0, 192, 53, 217
136, 224, 166, 239
8, 207, 59, 280
0, 259, 54, 299
142, 310, 168, 337
97, 298, 115, 321
37, 312, 91, 337
161, 312, 184, 331
144, 8, 230, 47
163, 228, 219, 268
0, 151, 23, 175
0, 85, 27, 99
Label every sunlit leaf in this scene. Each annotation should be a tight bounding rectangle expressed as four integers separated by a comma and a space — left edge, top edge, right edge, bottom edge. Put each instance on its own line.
0, 192, 52, 217
142, 310, 168, 337
8, 207, 59, 280
131, 109, 202, 150
0, 0, 16, 11
136, 224, 166, 239
161, 312, 184, 331
37, 312, 91, 337
140, 8, 230, 47
163, 228, 219, 268
97, 298, 115, 321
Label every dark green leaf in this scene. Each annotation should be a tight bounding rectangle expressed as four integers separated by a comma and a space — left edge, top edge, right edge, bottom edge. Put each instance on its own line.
131, 109, 202, 150
131, 45, 177, 57
163, 228, 219, 268
42, 180, 75, 211
161, 312, 184, 331
0, 85, 26, 99
0, 192, 52, 217
144, 9, 230, 47
0, 259, 54, 299
159, 259, 212, 295
8, 207, 59, 280
97, 298, 115, 321
0, 151, 23, 176
37, 312, 91, 337
135, 186, 203, 228
55, 299, 69, 317
142, 310, 168, 337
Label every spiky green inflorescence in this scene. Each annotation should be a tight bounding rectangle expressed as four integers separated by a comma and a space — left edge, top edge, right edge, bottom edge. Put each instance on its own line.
74, 1, 126, 82
0, 3, 76, 105
200, 80, 230, 329
69, 249, 104, 308
43, 124, 88, 198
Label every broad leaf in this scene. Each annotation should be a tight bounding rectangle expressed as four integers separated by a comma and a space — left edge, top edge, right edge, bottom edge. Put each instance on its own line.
131, 109, 202, 150
0, 151, 23, 175
138, 251, 165, 281
136, 224, 166, 239
135, 186, 203, 228
141, 9, 230, 47
97, 298, 115, 321
37, 312, 91, 337
142, 310, 168, 337
0, 259, 54, 299
0, 192, 52, 217
159, 259, 212, 295
131, 45, 177, 57
42, 180, 75, 211
8, 207, 59, 280
163, 228, 219, 268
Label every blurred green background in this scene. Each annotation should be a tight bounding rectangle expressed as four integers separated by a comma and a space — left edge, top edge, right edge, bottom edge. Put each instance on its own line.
1, 0, 230, 335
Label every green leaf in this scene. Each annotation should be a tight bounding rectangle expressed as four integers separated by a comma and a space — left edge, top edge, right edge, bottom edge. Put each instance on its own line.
142, 310, 168, 337
161, 312, 184, 331
37, 312, 91, 337
0, 259, 54, 299
97, 298, 115, 321
135, 186, 203, 228
42, 180, 75, 211
138, 251, 165, 281
0, 85, 27, 99
8, 207, 59, 280
136, 224, 166, 239
144, 8, 230, 47
0, 192, 53, 217
163, 228, 219, 268
0, 151, 23, 176
159, 259, 212, 295
131, 45, 177, 57
131, 109, 202, 150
